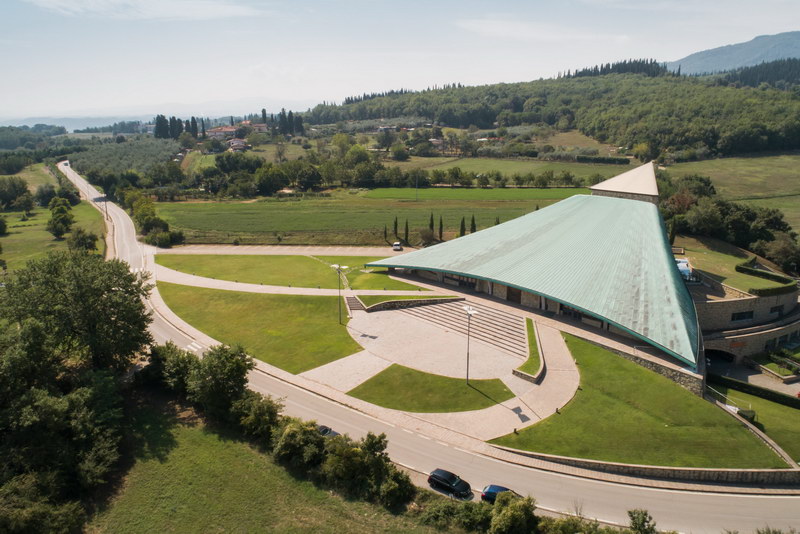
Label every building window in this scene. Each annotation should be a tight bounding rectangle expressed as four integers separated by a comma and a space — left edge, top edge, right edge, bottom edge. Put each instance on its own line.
731, 311, 754, 322
770, 305, 784, 315
765, 339, 777, 351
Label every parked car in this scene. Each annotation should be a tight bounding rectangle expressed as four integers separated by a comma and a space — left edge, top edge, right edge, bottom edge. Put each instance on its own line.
481, 484, 516, 503
428, 468, 472, 499
316, 424, 339, 437
392, 241, 403, 251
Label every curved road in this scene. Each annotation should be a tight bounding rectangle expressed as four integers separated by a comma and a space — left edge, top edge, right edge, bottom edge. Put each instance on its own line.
58, 162, 800, 533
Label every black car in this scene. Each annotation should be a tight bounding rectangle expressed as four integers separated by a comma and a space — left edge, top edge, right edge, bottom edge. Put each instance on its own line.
427, 468, 472, 499
481, 484, 516, 503
316, 425, 339, 437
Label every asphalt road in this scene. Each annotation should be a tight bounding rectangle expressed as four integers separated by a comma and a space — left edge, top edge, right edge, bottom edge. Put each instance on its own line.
58, 162, 800, 533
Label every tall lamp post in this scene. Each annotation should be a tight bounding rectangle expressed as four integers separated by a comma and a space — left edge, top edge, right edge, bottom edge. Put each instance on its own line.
331, 264, 348, 324
464, 305, 477, 385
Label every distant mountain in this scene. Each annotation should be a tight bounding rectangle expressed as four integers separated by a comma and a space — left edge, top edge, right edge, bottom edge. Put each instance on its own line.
666, 31, 800, 75
0, 115, 154, 132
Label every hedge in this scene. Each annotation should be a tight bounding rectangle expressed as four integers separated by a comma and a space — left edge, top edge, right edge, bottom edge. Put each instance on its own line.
575, 155, 630, 165
734, 257, 797, 296
707, 373, 800, 410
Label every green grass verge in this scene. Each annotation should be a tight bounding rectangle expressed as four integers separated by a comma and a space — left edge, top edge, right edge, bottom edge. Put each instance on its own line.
157, 282, 362, 374
348, 364, 514, 413
88, 394, 434, 534
316, 255, 427, 291
491, 334, 786, 468
363, 187, 589, 200
517, 319, 541, 375
156, 192, 557, 246
358, 295, 456, 307
716, 387, 800, 462
155, 254, 341, 288
674, 235, 786, 292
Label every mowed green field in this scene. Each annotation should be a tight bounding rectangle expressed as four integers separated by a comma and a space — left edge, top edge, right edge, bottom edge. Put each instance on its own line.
154, 254, 424, 291
88, 394, 435, 534
156, 192, 562, 245
157, 282, 362, 374
492, 334, 785, 468
668, 153, 800, 230
364, 187, 588, 200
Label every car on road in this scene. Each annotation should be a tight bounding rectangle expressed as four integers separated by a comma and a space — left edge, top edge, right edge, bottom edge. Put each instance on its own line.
392, 241, 403, 251
428, 468, 472, 499
481, 484, 516, 503
316, 424, 339, 437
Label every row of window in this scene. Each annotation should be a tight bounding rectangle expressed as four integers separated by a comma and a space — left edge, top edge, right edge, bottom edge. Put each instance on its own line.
764, 329, 800, 351
731, 305, 785, 323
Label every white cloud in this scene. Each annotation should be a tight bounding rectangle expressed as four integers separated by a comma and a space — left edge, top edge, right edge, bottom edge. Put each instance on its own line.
22, 0, 269, 20
455, 17, 629, 45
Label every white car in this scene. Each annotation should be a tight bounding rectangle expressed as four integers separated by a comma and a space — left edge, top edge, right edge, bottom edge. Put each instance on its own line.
392, 242, 403, 251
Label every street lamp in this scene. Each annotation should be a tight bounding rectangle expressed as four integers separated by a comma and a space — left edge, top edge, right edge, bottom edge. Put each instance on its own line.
331, 264, 349, 324
463, 305, 478, 385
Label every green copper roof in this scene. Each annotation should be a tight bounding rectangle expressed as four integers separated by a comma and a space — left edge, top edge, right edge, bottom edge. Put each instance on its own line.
368, 195, 699, 368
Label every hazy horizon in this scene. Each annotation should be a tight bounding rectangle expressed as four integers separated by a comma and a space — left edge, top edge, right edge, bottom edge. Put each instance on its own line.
2, 0, 799, 123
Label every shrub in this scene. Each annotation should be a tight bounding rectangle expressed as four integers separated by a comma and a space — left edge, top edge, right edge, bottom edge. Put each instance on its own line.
187, 344, 254, 421
144, 231, 172, 248
233, 390, 283, 444
489, 492, 537, 534
378, 467, 416, 510
272, 418, 326, 472
0, 215, 6, 235
146, 342, 199, 396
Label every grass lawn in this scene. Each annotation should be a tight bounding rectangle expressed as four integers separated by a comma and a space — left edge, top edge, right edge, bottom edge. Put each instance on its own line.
751, 354, 795, 377
348, 364, 514, 413
157, 282, 362, 374
517, 319, 541, 375
88, 393, 434, 534
2, 202, 106, 271
316, 255, 426, 291
716, 387, 800, 462
743, 194, 800, 232
156, 193, 551, 246
545, 131, 618, 156
155, 254, 341, 288
674, 235, 787, 292
251, 143, 308, 163
16, 163, 54, 191
358, 295, 456, 307
491, 334, 786, 468
363, 187, 589, 200
181, 151, 216, 174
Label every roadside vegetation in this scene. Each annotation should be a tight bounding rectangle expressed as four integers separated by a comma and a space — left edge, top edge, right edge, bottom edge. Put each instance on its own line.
348, 364, 515, 413
492, 334, 786, 468
157, 282, 361, 374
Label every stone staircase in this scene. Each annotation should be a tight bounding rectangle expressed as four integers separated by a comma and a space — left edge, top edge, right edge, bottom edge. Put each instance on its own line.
399, 300, 528, 358
345, 296, 365, 312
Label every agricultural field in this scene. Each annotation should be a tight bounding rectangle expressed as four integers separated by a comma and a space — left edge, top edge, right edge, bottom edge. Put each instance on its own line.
16, 162, 54, 191
492, 334, 786, 468
156, 190, 566, 245
667, 153, 800, 230
251, 142, 309, 162
157, 282, 361, 374
181, 151, 216, 174
88, 393, 435, 534
674, 235, 788, 292
543, 130, 619, 156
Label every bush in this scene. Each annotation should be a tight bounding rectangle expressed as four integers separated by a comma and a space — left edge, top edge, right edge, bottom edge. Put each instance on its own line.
145, 342, 199, 396
233, 390, 283, 444
378, 467, 416, 510
575, 155, 630, 164
272, 418, 326, 472
489, 492, 537, 534
187, 344, 254, 421
0, 215, 6, 235
144, 231, 172, 248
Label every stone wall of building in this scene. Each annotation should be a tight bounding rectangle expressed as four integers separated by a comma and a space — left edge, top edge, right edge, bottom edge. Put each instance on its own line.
695, 289, 799, 331
704, 318, 800, 361
591, 190, 659, 205
521, 291, 540, 309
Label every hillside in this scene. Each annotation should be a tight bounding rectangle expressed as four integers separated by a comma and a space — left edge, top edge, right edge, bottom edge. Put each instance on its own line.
666, 31, 800, 75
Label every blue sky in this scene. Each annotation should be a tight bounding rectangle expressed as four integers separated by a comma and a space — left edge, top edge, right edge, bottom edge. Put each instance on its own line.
1, 0, 798, 119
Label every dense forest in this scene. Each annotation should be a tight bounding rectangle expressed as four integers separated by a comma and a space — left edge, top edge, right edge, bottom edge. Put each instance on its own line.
714, 58, 800, 90
0, 124, 67, 150
306, 72, 800, 159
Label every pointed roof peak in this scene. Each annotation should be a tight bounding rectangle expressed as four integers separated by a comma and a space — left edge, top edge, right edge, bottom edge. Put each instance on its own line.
591, 162, 658, 197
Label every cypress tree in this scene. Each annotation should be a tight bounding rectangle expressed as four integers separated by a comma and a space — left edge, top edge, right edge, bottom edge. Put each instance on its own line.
230, 116, 234, 126
470, 214, 476, 233
438, 215, 443, 240
287, 111, 295, 135
393, 216, 398, 237
200, 118, 206, 138
190, 116, 198, 138
404, 220, 409, 244
429, 212, 434, 232
495, 216, 500, 225
459, 217, 466, 237
262, 108, 267, 124
384, 224, 387, 241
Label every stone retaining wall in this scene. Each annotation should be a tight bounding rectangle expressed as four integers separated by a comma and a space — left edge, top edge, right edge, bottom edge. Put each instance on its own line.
492, 445, 800, 486
363, 297, 464, 312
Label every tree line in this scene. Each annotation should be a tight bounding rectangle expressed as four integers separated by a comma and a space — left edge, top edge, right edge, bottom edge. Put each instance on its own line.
713, 58, 800, 91
0, 124, 67, 150
305, 73, 800, 160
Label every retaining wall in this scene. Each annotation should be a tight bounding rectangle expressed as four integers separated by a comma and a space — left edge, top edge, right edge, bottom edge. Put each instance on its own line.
364, 297, 464, 312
